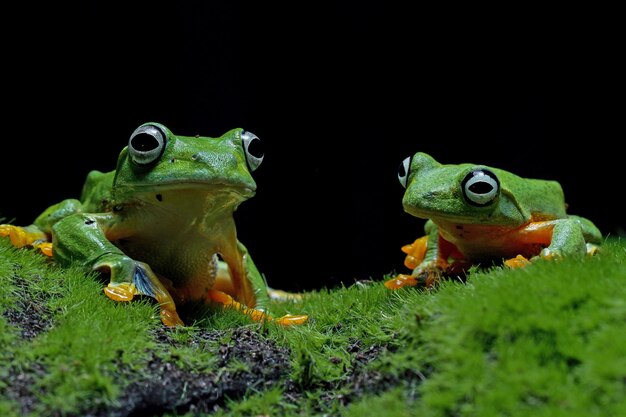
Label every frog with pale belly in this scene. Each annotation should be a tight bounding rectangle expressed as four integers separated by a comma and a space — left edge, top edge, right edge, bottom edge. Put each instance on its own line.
1, 123, 307, 327
386, 152, 602, 289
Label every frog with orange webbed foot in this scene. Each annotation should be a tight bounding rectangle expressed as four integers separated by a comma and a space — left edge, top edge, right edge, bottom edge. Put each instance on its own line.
1, 123, 307, 327
385, 152, 601, 290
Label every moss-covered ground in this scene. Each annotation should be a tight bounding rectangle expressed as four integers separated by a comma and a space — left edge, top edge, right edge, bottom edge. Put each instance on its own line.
1, 237, 624, 416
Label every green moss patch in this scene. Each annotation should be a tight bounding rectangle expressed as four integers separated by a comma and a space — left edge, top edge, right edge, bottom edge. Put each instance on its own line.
0, 237, 624, 416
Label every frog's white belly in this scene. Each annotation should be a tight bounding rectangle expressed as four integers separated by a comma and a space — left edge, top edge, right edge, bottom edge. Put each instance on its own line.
111, 188, 244, 296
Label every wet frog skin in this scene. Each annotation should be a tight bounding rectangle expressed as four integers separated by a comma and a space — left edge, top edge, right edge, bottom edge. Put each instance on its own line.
386, 152, 602, 289
1, 123, 307, 326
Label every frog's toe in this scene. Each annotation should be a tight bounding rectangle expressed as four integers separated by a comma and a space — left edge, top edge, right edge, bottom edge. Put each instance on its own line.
586, 243, 600, 256
99, 259, 183, 326
207, 289, 307, 326
385, 268, 443, 289
207, 289, 268, 322
0, 225, 49, 250
103, 282, 184, 326
0, 225, 25, 247
539, 248, 562, 261
274, 314, 308, 326
33, 241, 53, 257
160, 307, 185, 327
401, 236, 429, 269
504, 254, 531, 268
384, 274, 418, 290
104, 282, 137, 302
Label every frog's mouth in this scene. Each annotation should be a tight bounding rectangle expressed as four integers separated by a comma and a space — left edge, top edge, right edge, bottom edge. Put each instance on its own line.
122, 185, 255, 221
119, 182, 256, 200
131, 180, 254, 192
404, 205, 498, 226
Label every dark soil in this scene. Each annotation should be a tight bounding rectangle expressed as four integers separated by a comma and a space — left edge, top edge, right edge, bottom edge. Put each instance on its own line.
284, 337, 426, 412
79, 327, 292, 417
2, 273, 55, 340
2, 358, 48, 416
1, 273, 55, 415
2, 282, 425, 416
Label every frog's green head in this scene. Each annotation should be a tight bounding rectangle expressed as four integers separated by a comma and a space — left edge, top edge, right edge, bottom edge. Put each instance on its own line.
112, 122, 263, 200
397, 152, 532, 225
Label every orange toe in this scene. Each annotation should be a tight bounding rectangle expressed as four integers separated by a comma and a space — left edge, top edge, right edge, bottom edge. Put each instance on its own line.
384, 274, 418, 290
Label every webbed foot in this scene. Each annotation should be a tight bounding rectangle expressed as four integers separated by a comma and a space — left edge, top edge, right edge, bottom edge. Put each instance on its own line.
207, 289, 308, 326
505, 242, 599, 269
0, 225, 52, 256
385, 265, 443, 290
384, 274, 417, 289
401, 236, 429, 269
96, 256, 184, 327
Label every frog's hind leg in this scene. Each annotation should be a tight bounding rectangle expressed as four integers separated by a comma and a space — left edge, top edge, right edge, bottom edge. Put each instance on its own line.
206, 226, 309, 326
0, 224, 53, 256
385, 220, 455, 290
212, 252, 303, 302
211, 257, 237, 295
206, 289, 307, 326
210, 252, 307, 326
267, 287, 303, 302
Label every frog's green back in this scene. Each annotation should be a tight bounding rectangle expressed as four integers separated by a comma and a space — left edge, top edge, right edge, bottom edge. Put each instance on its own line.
493, 168, 567, 220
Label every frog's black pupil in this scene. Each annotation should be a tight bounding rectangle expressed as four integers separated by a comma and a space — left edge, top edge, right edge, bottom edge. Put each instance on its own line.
131, 133, 159, 152
398, 162, 406, 177
247, 138, 264, 158
469, 181, 493, 194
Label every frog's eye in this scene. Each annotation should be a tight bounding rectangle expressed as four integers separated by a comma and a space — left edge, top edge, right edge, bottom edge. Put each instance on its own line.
128, 124, 166, 165
241, 131, 264, 171
398, 156, 411, 188
462, 169, 500, 206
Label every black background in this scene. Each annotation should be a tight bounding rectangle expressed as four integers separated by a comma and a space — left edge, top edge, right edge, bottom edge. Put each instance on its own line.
2, 3, 622, 291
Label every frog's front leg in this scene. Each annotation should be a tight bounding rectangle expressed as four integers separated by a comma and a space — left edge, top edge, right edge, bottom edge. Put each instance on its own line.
51, 213, 183, 326
0, 224, 52, 256
505, 216, 601, 268
385, 220, 457, 289
539, 216, 600, 260
214, 241, 307, 325
0, 199, 84, 255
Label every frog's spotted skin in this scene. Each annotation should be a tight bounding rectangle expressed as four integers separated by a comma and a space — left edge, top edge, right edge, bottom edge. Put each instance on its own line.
0, 123, 307, 327
386, 152, 602, 290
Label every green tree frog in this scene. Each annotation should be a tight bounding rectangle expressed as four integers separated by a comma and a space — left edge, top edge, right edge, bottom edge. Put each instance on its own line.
386, 152, 602, 289
0, 123, 307, 327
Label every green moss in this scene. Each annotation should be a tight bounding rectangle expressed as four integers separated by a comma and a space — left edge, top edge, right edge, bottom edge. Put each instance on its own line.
0, 237, 624, 416
372, 238, 626, 417
0, 239, 160, 415
342, 387, 416, 417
